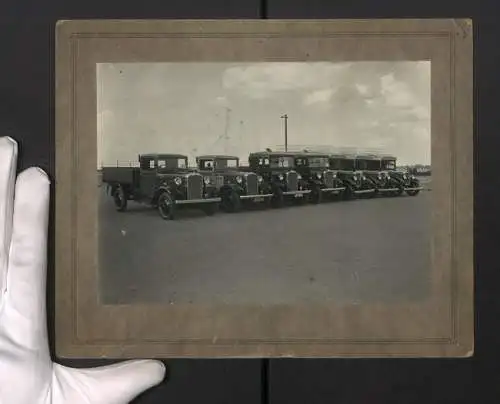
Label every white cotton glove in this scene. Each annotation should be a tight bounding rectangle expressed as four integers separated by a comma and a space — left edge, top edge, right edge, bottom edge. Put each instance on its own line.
0, 136, 166, 403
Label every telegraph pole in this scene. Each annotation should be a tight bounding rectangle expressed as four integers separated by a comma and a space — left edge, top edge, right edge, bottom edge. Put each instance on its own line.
281, 114, 288, 152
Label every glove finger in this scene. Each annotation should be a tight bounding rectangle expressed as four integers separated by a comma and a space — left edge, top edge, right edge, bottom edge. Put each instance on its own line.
53, 360, 166, 404
0, 136, 17, 302
4, 167, 50, 350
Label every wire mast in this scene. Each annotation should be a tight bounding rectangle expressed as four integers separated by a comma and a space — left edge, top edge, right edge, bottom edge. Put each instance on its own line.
280, 113, 288, 152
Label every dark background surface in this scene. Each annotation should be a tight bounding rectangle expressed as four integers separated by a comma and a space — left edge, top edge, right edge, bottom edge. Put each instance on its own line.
0, 1, 496, 403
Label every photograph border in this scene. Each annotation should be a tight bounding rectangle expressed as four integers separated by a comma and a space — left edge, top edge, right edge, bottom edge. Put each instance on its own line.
55, 19, 474, 358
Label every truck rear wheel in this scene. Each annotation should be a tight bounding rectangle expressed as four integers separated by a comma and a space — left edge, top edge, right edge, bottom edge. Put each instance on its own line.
157, 192, 175, 220
113, 185, 128, 211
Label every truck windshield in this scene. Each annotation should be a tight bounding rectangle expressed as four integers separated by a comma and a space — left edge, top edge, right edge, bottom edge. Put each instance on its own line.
308, 157, 329, 168
330, 158, 354, 170
381, 160, 396, 170
269, 156, 294, 168
216, 159, 238, 169
157, 158, 187, 169
355, 159, 380, 171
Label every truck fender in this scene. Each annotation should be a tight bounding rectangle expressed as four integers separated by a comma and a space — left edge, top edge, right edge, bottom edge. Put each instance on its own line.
154, 185, 173, 202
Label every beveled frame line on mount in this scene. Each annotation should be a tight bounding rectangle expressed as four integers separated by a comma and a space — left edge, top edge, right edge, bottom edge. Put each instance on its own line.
55, 19, 473, 358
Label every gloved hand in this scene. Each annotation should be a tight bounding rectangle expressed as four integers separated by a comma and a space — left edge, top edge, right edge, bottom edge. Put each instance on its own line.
0, 136, 166, 403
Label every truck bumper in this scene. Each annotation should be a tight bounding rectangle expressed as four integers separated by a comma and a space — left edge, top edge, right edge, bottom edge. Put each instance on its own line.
283, 190, 311, 198
240, 193, 274, 200
354, 188, 376, 194
377, 188, 400, 193
321, 187, 346, 193
175, 197, 221, 205
404, 186, 423, 191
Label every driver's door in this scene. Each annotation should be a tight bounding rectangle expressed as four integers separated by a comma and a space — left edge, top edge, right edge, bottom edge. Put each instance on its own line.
139, 157, 158, 200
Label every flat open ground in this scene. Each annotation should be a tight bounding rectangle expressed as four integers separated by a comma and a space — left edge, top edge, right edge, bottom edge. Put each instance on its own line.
98, 178, 432, 305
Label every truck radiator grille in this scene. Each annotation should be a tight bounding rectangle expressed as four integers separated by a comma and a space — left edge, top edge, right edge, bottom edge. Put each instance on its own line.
324, 170, 335, 188
287, 171, 298, 191
245, 173, 258, 195
187, 174, 203, 200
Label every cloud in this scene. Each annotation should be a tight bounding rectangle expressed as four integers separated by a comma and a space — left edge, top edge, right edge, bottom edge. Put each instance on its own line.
355, 84, 369, 95
380, 73, 417, 108
303, 88, 335, 106
222, 62, 351, 99
212, 95, 229, 107
97, 61, 431, 166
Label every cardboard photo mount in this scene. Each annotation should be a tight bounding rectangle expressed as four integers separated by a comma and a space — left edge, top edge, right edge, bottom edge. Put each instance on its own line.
55, 19, 474, 358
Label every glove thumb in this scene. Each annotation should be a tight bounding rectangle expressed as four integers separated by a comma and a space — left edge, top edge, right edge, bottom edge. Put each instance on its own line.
53, 359, 166, 404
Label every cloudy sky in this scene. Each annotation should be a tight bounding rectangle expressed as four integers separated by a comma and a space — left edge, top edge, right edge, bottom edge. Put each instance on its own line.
96, 61, 431, 168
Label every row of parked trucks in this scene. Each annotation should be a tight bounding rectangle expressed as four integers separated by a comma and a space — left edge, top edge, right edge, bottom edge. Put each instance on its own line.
101, 150, 423, 220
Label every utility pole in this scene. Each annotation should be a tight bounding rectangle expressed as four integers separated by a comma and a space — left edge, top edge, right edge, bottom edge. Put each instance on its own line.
281, 114, 288, 152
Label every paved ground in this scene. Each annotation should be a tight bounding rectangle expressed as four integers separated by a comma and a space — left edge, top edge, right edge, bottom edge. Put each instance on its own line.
98, 179, 432, 305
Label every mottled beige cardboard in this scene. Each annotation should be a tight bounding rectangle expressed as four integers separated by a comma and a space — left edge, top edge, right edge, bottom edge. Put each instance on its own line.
55, 19, 474, 358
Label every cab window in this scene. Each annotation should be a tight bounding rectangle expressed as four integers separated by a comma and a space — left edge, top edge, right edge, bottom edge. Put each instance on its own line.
200, 160, 214, 169
140, 158, 156, 170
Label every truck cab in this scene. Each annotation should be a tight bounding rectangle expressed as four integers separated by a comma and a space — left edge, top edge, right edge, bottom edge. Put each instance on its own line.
328, 153, 377, 199
293, 152, 345, 203
195, 154, 273, 212
248, 151, 311, 207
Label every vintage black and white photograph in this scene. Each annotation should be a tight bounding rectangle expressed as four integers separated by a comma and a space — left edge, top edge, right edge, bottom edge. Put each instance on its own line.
96, 61, 432, 306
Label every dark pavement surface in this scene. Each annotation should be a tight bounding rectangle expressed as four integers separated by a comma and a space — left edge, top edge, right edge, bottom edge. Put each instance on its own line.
98, 180, 432, 305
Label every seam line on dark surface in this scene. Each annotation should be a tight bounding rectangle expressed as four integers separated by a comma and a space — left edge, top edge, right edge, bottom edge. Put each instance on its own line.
260, 0, 268, 19
261, 359, 270, 404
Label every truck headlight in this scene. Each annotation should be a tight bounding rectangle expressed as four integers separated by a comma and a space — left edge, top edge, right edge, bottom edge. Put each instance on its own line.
174, 177, 182, 186
316, 172, 321, 179
362, 176, 366, 181
297, 174, 302, 180
278, 174, 284, 181
353, 175, 358, 181
377, 175, 382, 180
236, 176, 243, 184
203, 176, 211, 185
333, 173, 337, 178
257, 175, 263, 183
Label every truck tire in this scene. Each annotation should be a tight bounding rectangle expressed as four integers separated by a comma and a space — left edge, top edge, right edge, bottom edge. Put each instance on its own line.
221, 189, 242, 213
113, 185, 128, 211
343, 184, 354, 200
271, 187, 284, 208
157, 191, 175, 220
406, 179, 421, 196
310, 185, 322, 204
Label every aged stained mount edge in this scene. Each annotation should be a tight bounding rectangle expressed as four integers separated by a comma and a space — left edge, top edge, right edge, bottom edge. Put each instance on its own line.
54, 19, 473, 358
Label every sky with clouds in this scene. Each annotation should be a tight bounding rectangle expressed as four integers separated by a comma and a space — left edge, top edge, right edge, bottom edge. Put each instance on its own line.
97, 61, 431, 168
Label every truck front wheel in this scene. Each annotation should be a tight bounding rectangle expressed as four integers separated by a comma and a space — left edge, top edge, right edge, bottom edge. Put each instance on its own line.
113, 185, 128, 211
221, 189, 242, 213
157, 192, 175, 220
406, 180, 421, 196
271, 187, 284, 208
